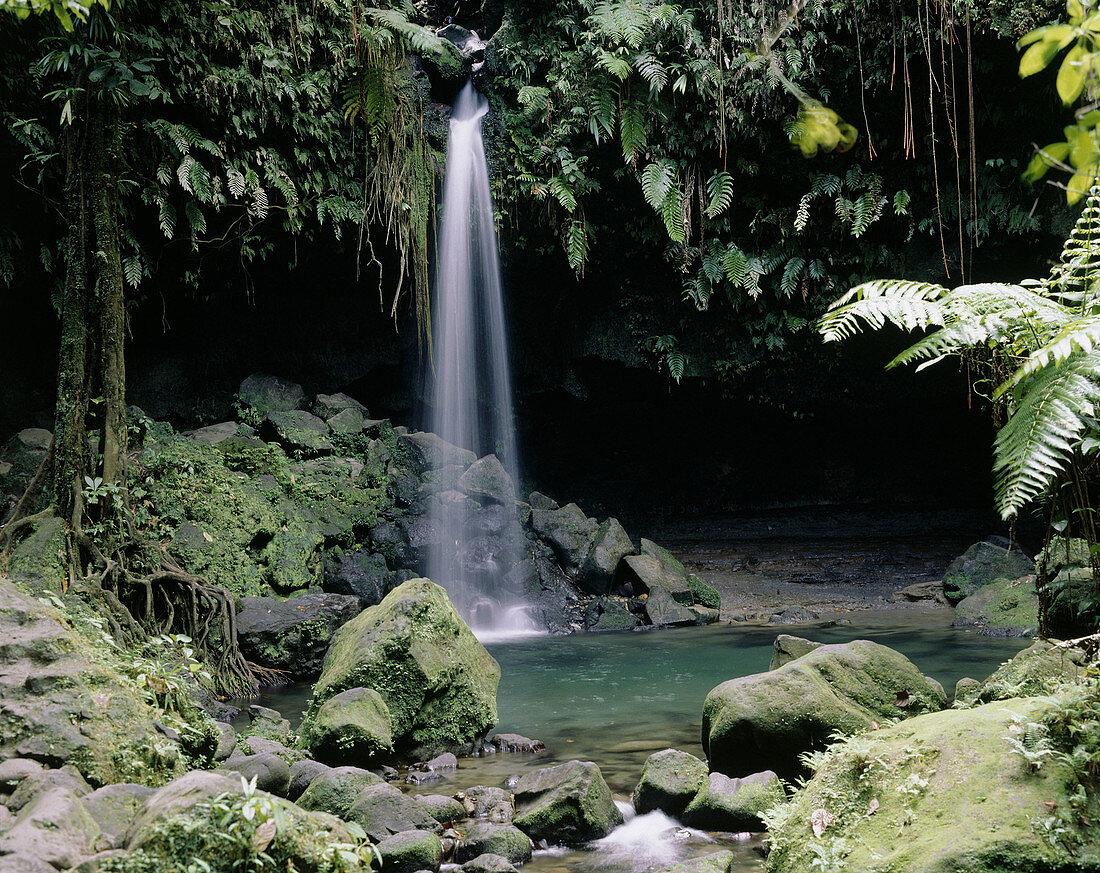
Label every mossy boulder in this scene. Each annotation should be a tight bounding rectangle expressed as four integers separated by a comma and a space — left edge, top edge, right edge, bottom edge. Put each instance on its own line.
764, 697, 1100, 872
305, 578, 500, 757
6, 516, 67, 592
454, 822, 532, 865
702, 640, 947, 779
1047, 567, 1100, 635
681, 771, 784, 831
218, 753, 291, 797
0, 784, 100, 869
768, 634, 823, 670
668, 852, 736, 873
296, 766, 384, 819
942, 540, 1034, 604
237, 374, 304, 418
236, 592, 360, 677
0, 581, 202, 787
378, 829, 444, 873
633, 748, 708, 816
346, 783, 440, 841
300, 687, 393, 765
512, 760, 623, 845
953, 576, 1039, 636
969, 639, 1087, 703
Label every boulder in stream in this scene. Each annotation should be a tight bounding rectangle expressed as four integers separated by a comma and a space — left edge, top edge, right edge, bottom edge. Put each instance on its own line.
454, 822, 532, 865
378, 829, 444, 873
296, 765, 383, 819
632, 748, 708, 816
702, 639, 947, 779
303, 578, 500, 758
299, 687, 393, 765
768, 634, 822, 670
953, 576, 1039, 637
512, 760, 623, 844
347, 783, 441, 841
681, 770, 784, 831
941, 540, 1033, 603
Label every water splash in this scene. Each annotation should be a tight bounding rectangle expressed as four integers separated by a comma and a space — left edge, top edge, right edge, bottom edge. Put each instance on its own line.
426, 80, 539, 640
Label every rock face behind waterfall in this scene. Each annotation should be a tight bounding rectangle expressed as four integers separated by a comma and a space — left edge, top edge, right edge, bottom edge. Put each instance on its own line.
301, 578, 500, 759
702, 640, 947, 779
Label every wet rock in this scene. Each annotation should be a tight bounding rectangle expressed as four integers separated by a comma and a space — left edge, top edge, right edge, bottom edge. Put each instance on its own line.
528, 492, 559, 511
462, 786, 513, 820
416, 794, 467, 823
769, 634, 823, 670
406, 753, 458, 785
0, 785, 99, 869
326, 406, 366, 435
347, 783, 441, 841
262, 410, 334, 457
219, 753, 291, 797
313, 392, 366, 420
301, 687, 393, 765
703, 640, 948, 780
576, 519, 635, 594
954, 677, 980, 701
461, 854, 519, 873
769, 605, 820, 624
893, 580, 947, 603
457, 454, 515, 504
186, 421, 238, 444
305, 578, 500, 757
400, 431, 476, 473
369, 521, 416, 569
243, 705, 293, 745
236, 591, 361, 678
297, 766, 384, 819
942, 540, 1034, 603
972, 639, 1087, 703
644, 587, 697, 626
287, 759, 330, 801
490, 734, 546, 754
323, 547, 413, 608
583, 596, 641, 631
765, 697, 1093, 872
455, 822, 532, 865
668, 851, 736, 873
953, 576, 1039, 637
531, 503, 599, 574
378, 829, 444, 873
81, 784, 155, 848
633, 748, 708, 816
512, 760, 622, 844
681, 771, 784, 831
238, 374, 305, 417
213, 723, 236, 762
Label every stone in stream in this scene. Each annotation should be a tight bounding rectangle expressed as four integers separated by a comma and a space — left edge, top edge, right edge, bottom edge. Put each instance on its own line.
681, 771, 784, 831
296, 766, 384, 820
242, 704, 294, 745
702, 639, 947, 780
300, 687, 393, 765
490, 733, 546, 754
287, 758, 331, 801
768, 634, 822, 670
455, 822, 533, 865
346, 783, 441, 841
460, 785, 514, 821
764, 697, 1099, 872
377, 829, 444, 873
941, 540, 1033, 603
583, 596, 642, 631
235, 591, 361, 678
457, 454, 516, 504
461, 855, 520, 873
303, 578, 500, 758
416, 794, 467, 823
668, 851, 736, 873
643, 586, 698, 626
632, 748, 709, 816
218, 752, 291, 797
512, 760, 623, 844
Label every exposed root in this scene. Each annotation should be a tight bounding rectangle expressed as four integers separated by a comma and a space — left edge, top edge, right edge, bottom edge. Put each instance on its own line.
0, 438, 55, 555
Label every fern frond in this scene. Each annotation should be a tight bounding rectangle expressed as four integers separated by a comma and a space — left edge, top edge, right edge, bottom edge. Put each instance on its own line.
620, 99, 647, 165
566, 217, 589, 274
818, 280, 949, 342
596, 47, 633, 80
640, 158, 676, 210
704, 171, 734, 218
993, 351, 1100, 518
635, 52, 668, 91
1001, 314, 1100, 390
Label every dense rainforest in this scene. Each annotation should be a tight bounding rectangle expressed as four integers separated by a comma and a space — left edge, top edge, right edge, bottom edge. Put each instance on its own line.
0, 2, 1099, 873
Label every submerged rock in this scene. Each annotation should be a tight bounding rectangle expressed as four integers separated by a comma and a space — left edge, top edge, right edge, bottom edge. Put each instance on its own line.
681, 770, 784, 831
304, 578, 500, 757
512, 760, 623, 844
702, 639, 947, 779
764, 696, 1100, 872
236, 591, 360, 677
941, 540, 1033, 603
632, 748, 708, 816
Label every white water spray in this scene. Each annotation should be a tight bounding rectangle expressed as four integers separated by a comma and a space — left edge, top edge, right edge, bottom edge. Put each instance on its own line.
426, 80, 539, 640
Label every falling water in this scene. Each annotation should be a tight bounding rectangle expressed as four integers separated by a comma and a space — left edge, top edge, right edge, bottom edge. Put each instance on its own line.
426, 80, 538, 640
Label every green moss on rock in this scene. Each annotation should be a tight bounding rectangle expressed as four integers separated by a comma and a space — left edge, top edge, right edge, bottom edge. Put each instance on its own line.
953, 576, 1039, 636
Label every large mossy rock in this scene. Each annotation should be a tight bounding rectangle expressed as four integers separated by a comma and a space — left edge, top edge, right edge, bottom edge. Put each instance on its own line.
768, 634, 822, 670
1047, 567, 1100, 635
632, 748, 708, 816
454, 822, 532, 865
764, 697, 1100, 872
299, 687, 393, 765
0, 784, 100, 869
0, 581, 204, 787
702, 640, 947, 779
378, 829, 444, 873
512, 760, 623, 845
941, 540, 1034, 604
304, 578, 500, 756
968, 639, 1088, 704
953, 577, 1039, 637
681, 771, 784, 831
322, 547, 411, 608
296, 766, 384, 820
346, 783, 441, 841
236, 592, 360, 678
262, 410, 334, 457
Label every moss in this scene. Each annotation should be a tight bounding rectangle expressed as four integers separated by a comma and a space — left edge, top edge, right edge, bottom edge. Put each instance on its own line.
973, 640, 1088, 703
6, 516, 67, 592
764, 697, 1100, 873
954, 576, 1039, 635
688, 573, 721, 609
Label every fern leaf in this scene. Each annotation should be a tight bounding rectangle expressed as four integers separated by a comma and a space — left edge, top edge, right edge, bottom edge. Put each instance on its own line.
596, 48, 633, 80
704, 171, 734, 218
819, 280, 949, 342
620, 99, 647, 165
635, 52, 668, 91
566, 218, 590, 275
640, 158, 676, 210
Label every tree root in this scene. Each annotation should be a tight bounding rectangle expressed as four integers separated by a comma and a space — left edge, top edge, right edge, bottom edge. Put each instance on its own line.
0, 439, 55, 557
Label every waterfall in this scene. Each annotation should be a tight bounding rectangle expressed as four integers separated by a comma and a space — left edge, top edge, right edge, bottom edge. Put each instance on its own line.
426, 79, 538, 640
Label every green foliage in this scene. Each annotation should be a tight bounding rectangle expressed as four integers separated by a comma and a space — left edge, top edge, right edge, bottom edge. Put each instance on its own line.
1, 0, 108, 31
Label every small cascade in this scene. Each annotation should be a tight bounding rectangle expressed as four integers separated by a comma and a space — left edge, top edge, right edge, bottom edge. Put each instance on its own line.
425, 79, 539, 640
